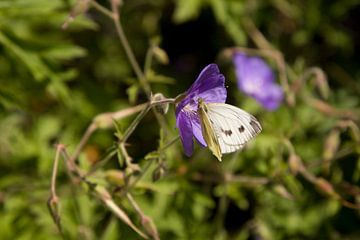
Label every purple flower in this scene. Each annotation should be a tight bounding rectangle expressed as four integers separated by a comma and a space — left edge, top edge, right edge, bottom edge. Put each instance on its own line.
175, 64, 227, 157
233, 53, 283, 111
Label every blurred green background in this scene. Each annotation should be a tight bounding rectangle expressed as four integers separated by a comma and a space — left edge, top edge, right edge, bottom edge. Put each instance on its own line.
1, 0, 360, 239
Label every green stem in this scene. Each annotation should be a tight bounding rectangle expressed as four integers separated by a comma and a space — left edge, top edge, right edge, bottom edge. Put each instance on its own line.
90, 0, 113, 18
122, 104, 151, 143
110, 3, 151, 97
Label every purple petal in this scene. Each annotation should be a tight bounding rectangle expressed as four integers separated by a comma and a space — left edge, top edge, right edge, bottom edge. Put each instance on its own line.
176, 110, 194, 156
256, 83, 284, 111
175, 64, 227, 157
233, 53, 275, 95
191, 115, 207, 147
176, 64, 227, 115
187, 64, 226, 96
233, 53, 283, 110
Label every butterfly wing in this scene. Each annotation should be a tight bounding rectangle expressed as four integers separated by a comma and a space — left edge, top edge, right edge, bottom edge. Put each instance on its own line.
206, 103, 262, 154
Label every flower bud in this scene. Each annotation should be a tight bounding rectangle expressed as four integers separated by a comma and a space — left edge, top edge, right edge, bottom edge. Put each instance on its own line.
152, 93, 169, 115
152, 164, 166, 182
315, 178, 339, 198
288, 153, 302, 175
152, 46, 169, 65
105, 170, 125, 186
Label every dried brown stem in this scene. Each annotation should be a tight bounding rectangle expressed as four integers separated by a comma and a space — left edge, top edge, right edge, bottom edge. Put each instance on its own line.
294, 67, 330, 99
126, 193, 160, 240
305, 98, 358, 120
90, 0, 113, 18
47, 144, 66, 236
95, 186, 149, 239
50, 143, 149, 238
69, 123, 97, 165
69, 103, 148, 166
240, 18, 291, 103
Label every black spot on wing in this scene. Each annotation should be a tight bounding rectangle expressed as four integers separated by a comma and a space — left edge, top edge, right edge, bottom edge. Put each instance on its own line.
238, 125, 245, 133
250, 119, 262, 134
221, 128, 233, 136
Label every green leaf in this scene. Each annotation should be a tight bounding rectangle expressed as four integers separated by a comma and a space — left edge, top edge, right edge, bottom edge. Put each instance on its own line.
0, 31, 49, 82
209, 0, 247, 45
126, 84, 140, 104
42, 45, 87, 61
173, 0, 205, 23
145, 151, 160, 161
146, 70, 175, 84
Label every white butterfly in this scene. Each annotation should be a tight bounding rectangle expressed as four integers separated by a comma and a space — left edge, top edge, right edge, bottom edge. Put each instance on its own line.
197, 98, 262, 161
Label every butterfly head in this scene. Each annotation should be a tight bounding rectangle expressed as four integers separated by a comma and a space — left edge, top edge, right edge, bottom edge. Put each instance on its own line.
197, 98, 207, 110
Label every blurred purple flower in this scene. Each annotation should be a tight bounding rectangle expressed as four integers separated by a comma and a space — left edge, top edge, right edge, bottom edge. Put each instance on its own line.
175, 64, 227, 156
233, 53, 283, 111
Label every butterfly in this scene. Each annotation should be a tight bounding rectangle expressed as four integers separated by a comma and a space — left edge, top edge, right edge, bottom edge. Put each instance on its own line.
197, 98, 262, 161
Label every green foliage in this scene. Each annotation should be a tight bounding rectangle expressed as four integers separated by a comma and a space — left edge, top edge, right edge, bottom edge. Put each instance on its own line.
1, 0, 360, 240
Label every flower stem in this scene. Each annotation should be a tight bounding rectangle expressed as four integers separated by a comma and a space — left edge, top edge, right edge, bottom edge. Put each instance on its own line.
122, 104, 152, 143
47, 144, 65, 235
110, 1, 151, 97
90, 0, 113, 18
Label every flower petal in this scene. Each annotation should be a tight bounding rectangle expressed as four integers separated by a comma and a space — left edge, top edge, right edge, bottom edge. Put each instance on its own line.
256, 83, 284, 111
234, 53, 274, 95
190, 114, 207, 147
187, 64, 226, 96
233, 53, 283, 110
175, 64, 228, 156
176, 64, 227, 115
176, 110, 194, 156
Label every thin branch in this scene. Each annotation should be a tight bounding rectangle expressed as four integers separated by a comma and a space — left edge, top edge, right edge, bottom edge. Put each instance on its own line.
122, 104, 151, 143
191, 172, 270, 186
118, 98, 175, 167
159, 136, 180, 152
295, 67, 330, 99
69, 103, 147, 165
70, 123, 97, 165
126, 193, 160, 240
96, 186, 149, 239
144, 45, 154, 75
50, 144, 63, 199
94, 103, 148, 129
110, 0, 173, 136
119, 142, 140, 171
283, 140, 360, 210
90, 0, 113, 18
127, 160, 153, 191
47, 144, 66, 236
85, 147, 118, 176
55, 144, 149, 238
305, 98, 358, 120
240, 18, 291, 103
242, 17, 273, 50
110, 0, 151, 97
120, 98, 175, 143
226, 174, 271, 185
